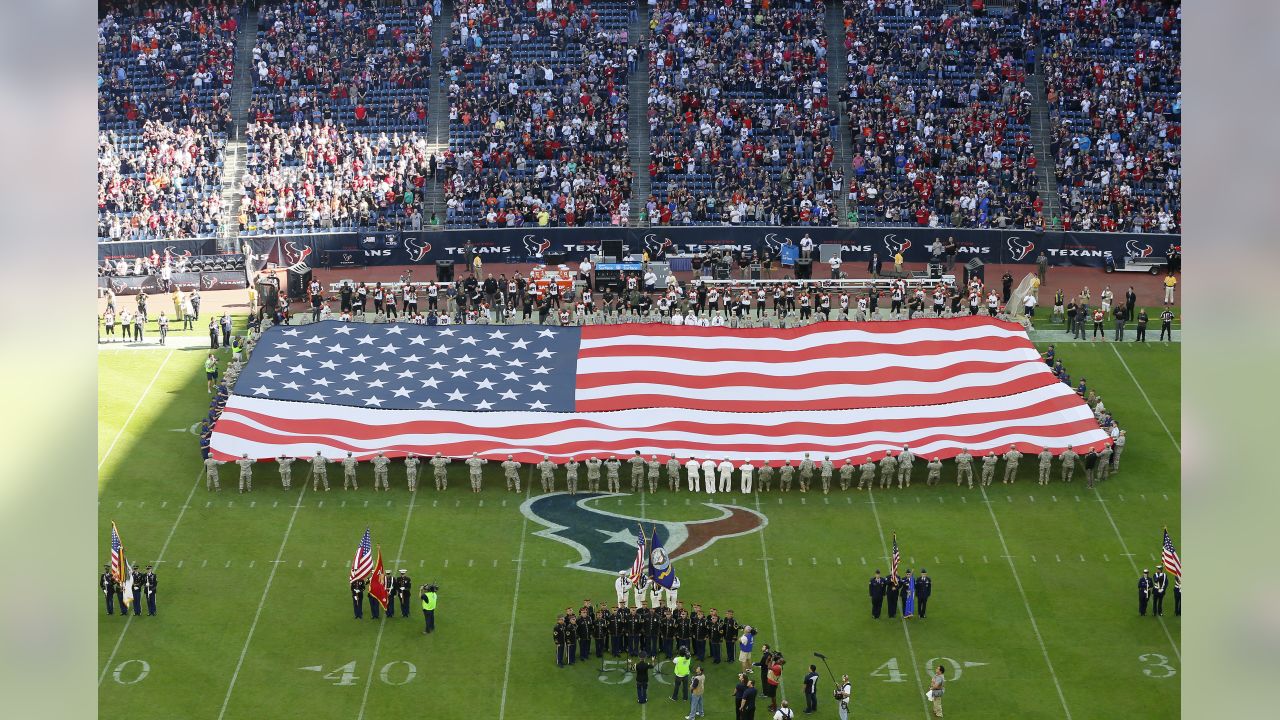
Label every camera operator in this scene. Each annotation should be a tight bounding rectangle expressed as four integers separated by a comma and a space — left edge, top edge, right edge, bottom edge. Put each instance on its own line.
420, 583, 438, 634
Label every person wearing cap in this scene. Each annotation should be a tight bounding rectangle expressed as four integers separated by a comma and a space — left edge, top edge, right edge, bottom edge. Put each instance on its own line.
234, 453, 254, 494
1111, 430, 1126, 472
341, 451, 359, 490
671, 647, 692, 701
465, 452, 487, 492
204, 455, 224, 492
954, 448, 973, 488
615, 570, 633, 608
835, 674, 852, 720
1151, 567, 1168, 616
371, 451, 391, 491
628, 451, 647, 493
564, 457, 581, 495
1002, 445, 1022, 484
310, 451, 330, 491
586, 456, 603, 492
868, 569, 887, 619
130, 564, 145, 616
1138, 569, 1152, 616
647, 455, 661, 494
142, 565, 158, 616
896, 446, 915, 488
667, 455, 683, 492
276, 455, 295, 489
797, 453, 815, 492
738, 625, 757, 673
403, 453, 420, 492
605, 456, 622, 493
878, 451, 897, 489
101, 564, 123, 616
394, 569, 412, 617
536, 455, 555, 493
916, 569, 932, 618
430, 452, 449, 490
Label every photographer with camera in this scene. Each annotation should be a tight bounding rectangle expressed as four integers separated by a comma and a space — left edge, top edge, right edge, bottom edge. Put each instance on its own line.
835, 674, 851, 720
420, 583, 438, 634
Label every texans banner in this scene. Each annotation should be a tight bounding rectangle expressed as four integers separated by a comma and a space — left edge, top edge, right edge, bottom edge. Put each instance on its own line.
207, 316, 1110, 463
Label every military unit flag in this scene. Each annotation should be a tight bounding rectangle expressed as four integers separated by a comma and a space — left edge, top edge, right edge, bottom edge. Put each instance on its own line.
368, 546, 390, 610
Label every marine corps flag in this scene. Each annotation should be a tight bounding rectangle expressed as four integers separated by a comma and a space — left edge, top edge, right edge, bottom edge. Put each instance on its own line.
367, 546, 390, 611
647, 526, 679, 590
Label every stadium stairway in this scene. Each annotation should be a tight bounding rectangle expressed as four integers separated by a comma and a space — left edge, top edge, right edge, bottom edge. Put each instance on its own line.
217, 4, 262, 251
1027, 64, 1064, 229
825, 0, 851, 225
628, 2, 651, 225
424, 0, 452, 223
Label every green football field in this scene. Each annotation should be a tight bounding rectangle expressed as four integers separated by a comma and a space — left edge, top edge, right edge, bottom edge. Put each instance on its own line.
97, 329, 1181, 719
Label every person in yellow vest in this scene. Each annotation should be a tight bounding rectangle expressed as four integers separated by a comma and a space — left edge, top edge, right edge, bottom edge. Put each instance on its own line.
420, 583, 438, 634
1162, 273, 1176, 305
671, 648, 692, 701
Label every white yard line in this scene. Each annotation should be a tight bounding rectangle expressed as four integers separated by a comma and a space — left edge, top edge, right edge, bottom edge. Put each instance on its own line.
498, 481, 534, 720
1091, 488, 1182, 661
752, 492, 784, 702
979, 486, 1073, 719
866, 489, 930, 720
1110, 344, 1180, 452
98, 466, 203, 685
99, 349, 175, 470
356, 489, 420, 719
218, 482, 309, 720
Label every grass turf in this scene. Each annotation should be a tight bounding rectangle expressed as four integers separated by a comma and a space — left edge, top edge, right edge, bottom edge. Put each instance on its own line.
97, 333, 1180, 719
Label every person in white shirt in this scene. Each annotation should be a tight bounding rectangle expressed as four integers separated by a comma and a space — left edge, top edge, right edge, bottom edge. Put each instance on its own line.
717, 458, 734, 492
671, 312, 685, 325
1023, 293, 1037, 317
685, 458, 702, 492
711, 314, 725, 326
685, 310, 698, 325
701, 459, 717, 495
773, 699, 796, 720
829, 254, 842, 279
835, 675, 852, 720
739, 461, 755, 493
615, 571, 632, 607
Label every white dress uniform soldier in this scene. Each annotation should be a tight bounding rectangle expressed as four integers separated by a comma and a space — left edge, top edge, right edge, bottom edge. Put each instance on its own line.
779, 460, 795, 491
1002, 446, 1023, 484
819, 456, 834, 494
1060, 445, 1078, 483
404, 453, 420, 491
342, 452, 359, 490
878, 451, 897, 489
739, 461, 755, 493
628, 452, 646, 492
664, 576, 680, 610
372, 452, 391, 491
925, 457, 942, 485
839, 460, 854, 490
1112, 430, 1126, 471
894, 447, 913, 488
798, 453, 815, 492
685, 458, 701, 492
759, 462, 774, 492
1037, 448, 1053, 485
466, 453, 487, 492
858, 459, 875, 490
277, 455, 295, 489
430, 453, 449, 490
1097, 444, 1113, 483
667, 456, 682, 492
204, 456, 224, 491
955, 449, 974, 488
980, 452, 998, 487
586, 456, 603, 492
717, 458, 734, 492
311, 451, 330, 491
565, 458, 581, 495
701, 459, 717, 495
236, 453, 255, 493
538, 456, 556, 493
616, 571, 633, 607
604, 457, 622, 493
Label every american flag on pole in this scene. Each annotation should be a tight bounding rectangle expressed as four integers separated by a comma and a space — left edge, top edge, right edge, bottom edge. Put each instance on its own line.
110, 521, 133, 609
1161, 528, 1181, 579
208, 317, 1109, 462
891, 532, 900, 581
349, 528, 373, 583
628, 529, 645, 586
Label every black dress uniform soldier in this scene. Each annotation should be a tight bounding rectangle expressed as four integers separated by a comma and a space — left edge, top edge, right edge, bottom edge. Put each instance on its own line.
351, 576, 367, 619
565, 616, 579, 664
101, 565, 124, 616
692, 609, 708, 661
722, 610, 739, 663
614, 604, 632, 656
383, 568, 396, 617
658, 606, 675, 659
130, 565, 146, 615
916, 569, 932, 618
395, 570, 412, 618
869, 570, 887, 618
675, 608, 693, 656
595, 603, 610, 658
631, 604, 648, 656
708, 609, 723, 663
577, 608, 594, 660
554, 617, 570, 667
1151, 568, 1169, 616
369, 579, 382, 619
143, 565, 158, 616
886, 575, 901, 618
1137, 569, 1152, 616
646, 603, 660, 656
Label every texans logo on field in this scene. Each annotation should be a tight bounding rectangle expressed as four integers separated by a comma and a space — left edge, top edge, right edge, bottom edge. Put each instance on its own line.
281, 241, 313, 272
644, 233, 672, 256
163, 245, 193, 258
522, 234, 551, 257
521, 492, 767, 575
763, 233, 793, 254
1125, 239, 1154, 258
883, 234, 912, 255
1006, 236, 1035, 262
405, 236, 432, 263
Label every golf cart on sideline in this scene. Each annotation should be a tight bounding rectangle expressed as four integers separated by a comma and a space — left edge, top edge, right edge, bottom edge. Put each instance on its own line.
1104, 253, 1169, 274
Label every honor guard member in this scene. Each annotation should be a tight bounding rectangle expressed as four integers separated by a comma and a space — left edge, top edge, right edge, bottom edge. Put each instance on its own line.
1174, 578, 1181, 616
869, 569, 887, 618
465, 453, 487, 492
798, 453, 815, 492
311, 451, 330, 491
858, 459, 875, 490
656, 606, 674, 659
779, 460, 795, 492
395, 570, 412, 617
421, 583, 438, 633
916, 569, 932, 618
615, 604, 633, 656
611, 602, 628, 656
1138, 569, 1151, 616
886, 575, 901, 618
579, 607, 596, 659
143, 565, 158, 615
101, 565, 123, 615
926, 457, 942, 486
1060, 445, 1078, 482
564, 458, 581, 495
897, 446, 915, 488
351, 575, 367, 619
1037, 448, 1054, 485
878, 451, 897, 489
692, 609, 708, 661
1002, 446, 1022, 484
1151, 568, 1168, 616
564, 616, 579, 663
404, 453, 420, 492
130, 565, 145, 615
277, 454, 295, 489
554, 617, 569, 666
722, 610, 740, 664
430, 452, 449, 490
676, 609, 693, 658
685, 457, 702, 492
372, 452, 391, 491
342, 452, 359, 490
667, 456, 682, 492
839, 459, 855, 490
595, 603, 611, 658
586, 456, 603, 492
537, 455, 556, 493
717, 458, 734, 493
382, 569, 395, 616
647, 456, 661, 493
819, 456, 834, 494
204, 455, 224, 491
739, 460, 755, 493
628, 451, 646, 492
707, 609, 723, 663
1112, 430, 1126, 471
980, 452, 998, 487
955, 448, 974, 488
616, 571, 633, 607
605, 456, 622, 493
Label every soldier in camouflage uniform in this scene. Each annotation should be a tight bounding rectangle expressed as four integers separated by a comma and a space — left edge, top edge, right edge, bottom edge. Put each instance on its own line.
1097, 444, 1113, 483
465, 452, 487, 492
779, 460, 795, 492
372, 451, 391, 491
311, 451, 329, 491
839, 460, 855, 491
1002, 446, 1022, 485
628, 451, 646, 492
980, 452, 998, 487
858, 459, 875, 490
430, 453, 449, 490
954, 449, 974, 488
1037, 448, 1053, 485
896, 446, 914, 488
666, 456, 682, 492
204, 455, 224, 492
798, 453, 815, 492
758, 462, 774, 492
585, 456, 602, 492
819, 456, 834, 494
538, 456, 556, 493
342, 451, 360, 490
926, 457, 942, 485
564, 458, 581, 495
404, 453, 420, 492
276, 455, 295, 489
1060, 445, 1078, 483
647, 456, 661, 494
236, 453, 255, 493
604, 457, 622, 493
878, 451, 897, 489
502, 455, 522, 493
1111, 430, 1125, 472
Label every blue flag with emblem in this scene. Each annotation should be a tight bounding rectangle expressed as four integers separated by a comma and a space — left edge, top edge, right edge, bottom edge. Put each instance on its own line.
648, 525, 679, 590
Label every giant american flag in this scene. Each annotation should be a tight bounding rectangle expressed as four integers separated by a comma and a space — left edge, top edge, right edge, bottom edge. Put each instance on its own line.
208, 316, 1110, 463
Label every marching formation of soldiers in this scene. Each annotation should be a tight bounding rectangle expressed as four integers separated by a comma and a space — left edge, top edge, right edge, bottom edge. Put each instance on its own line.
554, 597, 744, 670
100, 564, 158, 616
